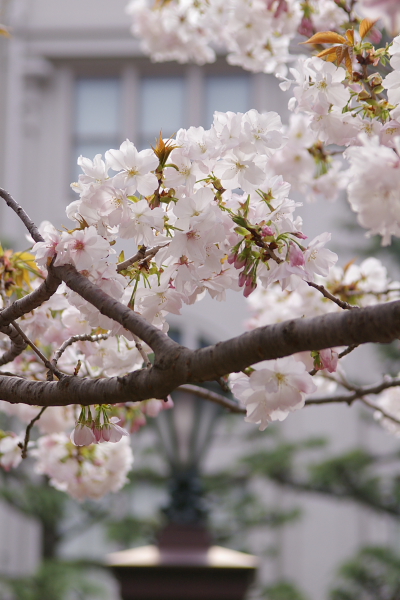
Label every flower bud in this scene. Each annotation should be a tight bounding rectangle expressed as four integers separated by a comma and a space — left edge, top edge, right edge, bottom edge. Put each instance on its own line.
243, 280, 257, 298
227, 251, 237, 265
238, 270, 247, 287
261, 225, 274, 237
234, 254, 247, 270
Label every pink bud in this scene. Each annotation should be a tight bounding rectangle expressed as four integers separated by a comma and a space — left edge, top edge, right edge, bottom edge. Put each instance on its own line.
320, 348, 338, 373
143, 398, 164, 417
243, 281, 257, 298
293, 231, 307, 240
101, 425, 111, 442
234, 255, 247, 269
71, 424, 96, 446
92, 425, 102, 443
261, 226, 274, 237
273, 0, 288, 18
227, 252, 237, 265
289, 242, 305, 267
131, 414, 147, 432
238, 271, 247, 287
368, 28, 382, 45
298, 16, 313, 38
162, 396, 174, 410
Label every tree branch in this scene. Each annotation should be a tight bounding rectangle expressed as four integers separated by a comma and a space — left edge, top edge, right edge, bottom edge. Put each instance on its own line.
0, 272, 61, 328
52, 333, 109, 367
11, 320, 64, 379
0, 324, 27, 365
177, 384, 245, 414
116, 243, 169, 272
50, 263, 176, 357
307, 281, 358, 310
19, 406, 47, 459
0, 188, 44, 243
1, 300, 400, 406
305, 377, 400, 406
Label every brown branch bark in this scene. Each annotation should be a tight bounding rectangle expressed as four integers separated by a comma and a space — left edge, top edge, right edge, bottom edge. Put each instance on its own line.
3, 189, 400, 410
0, 188, 44, 243
0, 324, 27, 365
1, 299, 400, 407
0, 272, 61, 328
50, 263, 176, 355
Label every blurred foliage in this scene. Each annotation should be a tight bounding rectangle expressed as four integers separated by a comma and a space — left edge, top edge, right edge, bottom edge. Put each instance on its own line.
106, 514, 159, 547
0, 560, 105, 600
262, 582, 309, 600
238, 434, 400, 518
2, 415, 400, 599
330, 546, 400, 600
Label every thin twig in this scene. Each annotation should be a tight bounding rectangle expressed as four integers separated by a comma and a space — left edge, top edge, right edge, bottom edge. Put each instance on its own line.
307, 281, 359, 310
116, 243, 170, 272
343, 288, 400, 297
0, 188, 44, 243
52, 333, 110, 368
19, 406, 47, 459
305, 377, 400, 406
132, 334, 152, 367
360, 396, 400, 427
216, 377, 231, 393
11, 321, 64, 379
308, 344, 359, 376
177, 383, 245, 414
338, 343, 359, 359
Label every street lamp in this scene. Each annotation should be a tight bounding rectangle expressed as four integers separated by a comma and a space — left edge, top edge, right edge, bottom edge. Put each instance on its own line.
107, 387, 258, 600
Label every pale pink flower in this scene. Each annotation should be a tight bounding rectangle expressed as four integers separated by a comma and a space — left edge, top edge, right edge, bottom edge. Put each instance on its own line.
55, 226, 111, 271
231, 356, 317, 430
70, 424, 96, 447
106, 140, 158, 196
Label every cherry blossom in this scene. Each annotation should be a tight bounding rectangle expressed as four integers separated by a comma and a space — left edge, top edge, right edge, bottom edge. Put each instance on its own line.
231, 357, 317, 430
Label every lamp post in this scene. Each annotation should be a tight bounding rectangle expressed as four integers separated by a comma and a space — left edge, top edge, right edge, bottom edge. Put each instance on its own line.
107, 388, 258, 599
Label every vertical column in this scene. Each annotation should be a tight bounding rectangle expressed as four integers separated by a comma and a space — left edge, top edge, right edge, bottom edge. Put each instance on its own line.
186, 65, 203, 128
122, 64, 139, 145
2, 35, 26, 246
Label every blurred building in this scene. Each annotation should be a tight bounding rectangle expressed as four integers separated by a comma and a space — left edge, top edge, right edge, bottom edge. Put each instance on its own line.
0, 1, 398, 598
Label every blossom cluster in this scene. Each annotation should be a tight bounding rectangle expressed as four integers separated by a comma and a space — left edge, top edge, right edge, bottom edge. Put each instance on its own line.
3, 1, 400, 499
126, 0, 351, 75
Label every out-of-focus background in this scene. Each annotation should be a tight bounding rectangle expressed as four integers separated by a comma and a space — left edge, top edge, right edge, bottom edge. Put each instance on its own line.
1, 2, 400, 599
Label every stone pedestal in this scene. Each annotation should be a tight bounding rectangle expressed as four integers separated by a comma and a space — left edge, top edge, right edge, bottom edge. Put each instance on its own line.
106, 523, 258, 600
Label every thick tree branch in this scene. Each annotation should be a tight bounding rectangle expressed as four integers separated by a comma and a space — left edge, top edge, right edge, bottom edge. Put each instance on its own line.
0, 188, 44, 243
1, 300, 400, 406
0, 324, 27, 365
50, 263, 176, 356
0, 272, 61, 328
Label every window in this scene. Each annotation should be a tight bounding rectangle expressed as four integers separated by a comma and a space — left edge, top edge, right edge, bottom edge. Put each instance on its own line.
204, 75, 250, 127
138, 76, 186, 149
72, 78, 122, 180
71, 66, 254, 187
